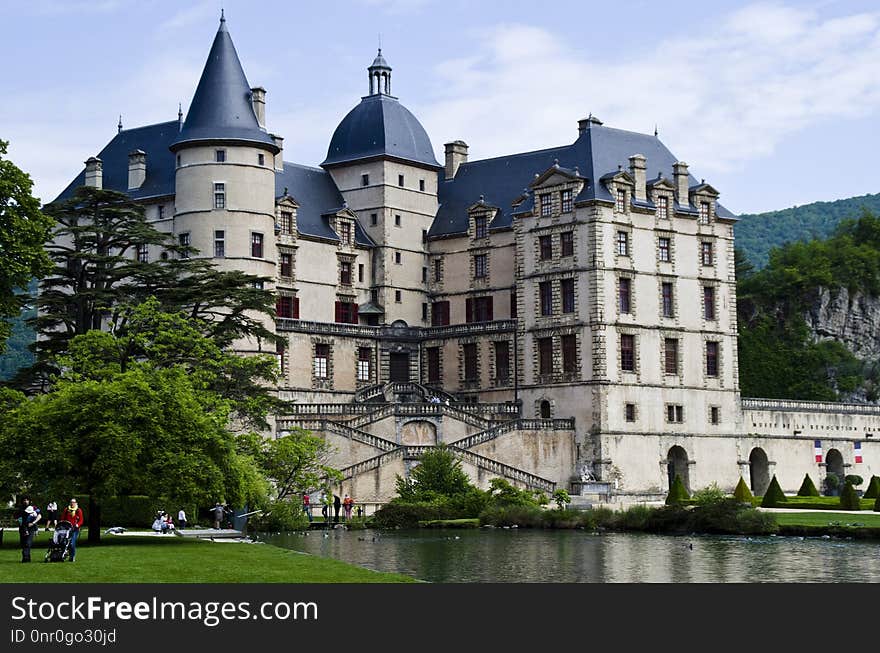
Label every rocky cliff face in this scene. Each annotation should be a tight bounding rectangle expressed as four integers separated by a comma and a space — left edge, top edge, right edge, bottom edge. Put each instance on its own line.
805, 287, 880, 359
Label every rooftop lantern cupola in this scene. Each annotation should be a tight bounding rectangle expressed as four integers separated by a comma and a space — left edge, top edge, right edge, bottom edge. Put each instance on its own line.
368, 49, 392, 96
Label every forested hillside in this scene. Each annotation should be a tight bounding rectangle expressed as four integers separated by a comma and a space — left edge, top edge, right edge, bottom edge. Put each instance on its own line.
0, 279, 36, 381
735, 193, 880, 269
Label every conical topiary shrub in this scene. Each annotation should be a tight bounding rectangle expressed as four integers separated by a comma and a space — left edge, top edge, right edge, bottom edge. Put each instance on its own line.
840, 480, 861, 511
864, 475, 880, 500
761, 475, 787, 508
874, 495, 880, 512
666, 474, 690, 505
797, 473, 820, 497
733, 477, 754, 503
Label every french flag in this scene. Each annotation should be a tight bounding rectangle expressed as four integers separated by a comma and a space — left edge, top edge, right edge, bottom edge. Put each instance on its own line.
855, 442, 863, 464
814, 440, 823, 463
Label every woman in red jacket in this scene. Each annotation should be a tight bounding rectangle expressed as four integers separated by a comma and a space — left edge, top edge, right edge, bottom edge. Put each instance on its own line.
60, 498, 84, 562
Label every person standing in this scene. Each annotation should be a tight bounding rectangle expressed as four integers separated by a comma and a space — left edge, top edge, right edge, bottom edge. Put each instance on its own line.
60, 498, 83, 562
178, 508, 187, 530
343, 495, 353, 522
17, 497, 41, 563
302, 494, 312, 522
333, 494, 341, 524
45, 500, 58, 531
212, 503, 224, 529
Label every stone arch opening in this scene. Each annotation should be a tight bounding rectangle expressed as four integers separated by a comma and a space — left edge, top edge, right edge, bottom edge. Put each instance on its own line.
400, 420, 437, 446
748, 447, 770, 495
539, 400, 551, 419
824, 448, 844, 496
666, 445, 689, 493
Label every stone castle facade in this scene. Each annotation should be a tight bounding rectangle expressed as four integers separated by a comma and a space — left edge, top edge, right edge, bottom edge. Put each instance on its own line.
56, 16, 880, 508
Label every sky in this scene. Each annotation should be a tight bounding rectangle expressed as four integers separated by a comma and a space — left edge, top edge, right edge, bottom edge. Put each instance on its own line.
2, 0, 880, 215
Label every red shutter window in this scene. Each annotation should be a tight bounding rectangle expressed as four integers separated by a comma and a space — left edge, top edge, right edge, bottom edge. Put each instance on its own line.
251, 232, 264, 258
351, 303, 358, 324
465, 298, 474, 324
276, 296, 293, 318
432, 301, 450, 326
334, 301, 342, 323
292, 297, 300, 319
280, 252, 292, 278
472, 296, 493, 323
340, 261, 352, 285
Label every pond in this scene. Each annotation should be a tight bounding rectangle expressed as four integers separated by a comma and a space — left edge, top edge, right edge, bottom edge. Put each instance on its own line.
260, 528, 880, 583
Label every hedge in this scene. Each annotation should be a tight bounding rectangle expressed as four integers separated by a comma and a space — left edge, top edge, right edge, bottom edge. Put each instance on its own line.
864, 476, 880, 500
733, 477, 753, 503
761, 476, 787, 508
797, 474, 820, 497
875, 495, 880, 513
840, 481, 861, 511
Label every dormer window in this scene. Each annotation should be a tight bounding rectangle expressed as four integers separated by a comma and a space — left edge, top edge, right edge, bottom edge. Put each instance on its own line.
279, 211, 293, 235
656, 195, 669, 220
215, 149, 226, 163
540, 193, 552, 217
561, 189, 573, 213
474, 215, 488, 239
339, 222, 351, 244
616, 189, 626, 213
699, 201, 711, 224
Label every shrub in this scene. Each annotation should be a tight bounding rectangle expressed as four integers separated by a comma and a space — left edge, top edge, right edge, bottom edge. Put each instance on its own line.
552, 489, 572, 510
486, 478, 540, 507
875, 495, 880, 512
478, 504, 545, 528
252, 500, 309, 532
840, 481, 861, 511
616, 504, 655, 530
665, 475, 690, 505
372, 500, 455, 529
733, 477, 754, 503
797, 474, 820, 497
761, 476, 787, 507
824, 473, 841, 496
540, 508, 587, 529
692, 499, 777, 535
845, 475, 864, 487
693, 482, 726, 506
864, 476, 880, 500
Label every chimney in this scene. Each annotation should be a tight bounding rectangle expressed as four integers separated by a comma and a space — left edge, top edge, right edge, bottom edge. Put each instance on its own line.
629, 154, 646, 202
271, 134, 284, 171
84, 157, 102, 189
128, 149, 146, 190
673, 161, 690, 207
444, 140, 468, 180
251, 86, 266, 129
578, 115, 603, 135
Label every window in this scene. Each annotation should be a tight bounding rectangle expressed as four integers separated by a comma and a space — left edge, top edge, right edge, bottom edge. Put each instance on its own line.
213, 182, 225, 209
214, 230, 225, 258
494, 341, 510, 383
710, 406, 720, 425
616, 189, 626, 213
699, 201, 711, 224
467, 296, 493, 323
178, 232, 190, 258
474, 254, 488, 278
625, 403, 636, 423
667, 404, 684, 423
361, 173, 369, 187
357, 348, 371, 382
562, 334, 577, 373
314, 344, 329, 379
370, 213, 378, 226
395, 252, 401, 264
251, 232, 264, 258
335, 301, 358, 324
538, 337, 553, 376
539, 281, 553, 316
656, 195, 669, 219
339, 222, 351, 244
475, 215, 488, 239
420, 179, 426, 192
661, 282, 674, 318
658, 237, 671, 262
280, 252, 292, 278
431, 301, 450, 326
426, 347, 441, 383
561, 279, 575, 314
701, 242, 713, 266
395, 214, 401, 227
422, 267, 428, 283
620, 334, 635, 372
136, 243, 148, 263
279, 211, 293, 234
158, 205, 165, 219
434, 259, 442, 283
703, 286, 716, 320
395, 290, 402, 303
619, 278, 631, 314
664, 338, 678, 375
463, 343, 478, 382
510, 290, 517, 319
340, 261, 352, 285
215, 149, 226, 163
540, 193, 552, 217
561, 189, 573, 213
398, 174, 404, 187
706, 341, 719, 377
252, 280, 264, 290
560, 231, 574, 257
422, 229, 427, 243
276, 295, 295, 318
359, 264, 364, 283
617, 231, 629, 257
539, 235, 553, 260
258, 153, 265, 166
422, 303, 428, 321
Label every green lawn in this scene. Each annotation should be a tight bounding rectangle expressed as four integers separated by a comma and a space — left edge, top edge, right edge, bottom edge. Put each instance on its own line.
773, 511, 880, 528
751, 496, 877, 510
0, 530, 414, 583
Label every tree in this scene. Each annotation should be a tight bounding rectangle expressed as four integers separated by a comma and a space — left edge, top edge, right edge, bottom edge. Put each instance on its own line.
796, 473, 820, 497
0, 140, 53, 351
863, 475, 880, 500
552, 488, 571, 510
760, 475, 787, 508
395, 446, 473, 501
840, 480, 861, 511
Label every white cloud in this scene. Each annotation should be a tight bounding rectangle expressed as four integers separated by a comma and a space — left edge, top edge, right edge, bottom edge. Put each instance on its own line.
418, 3, 880, 179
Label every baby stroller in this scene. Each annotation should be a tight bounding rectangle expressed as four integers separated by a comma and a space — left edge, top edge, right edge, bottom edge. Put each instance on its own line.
44, 520, 73, 562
